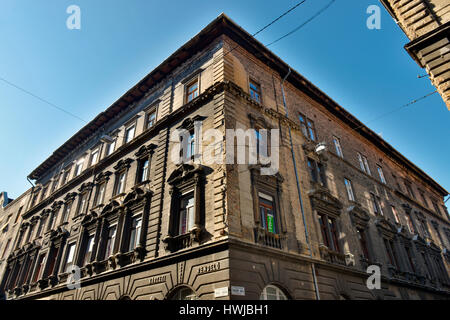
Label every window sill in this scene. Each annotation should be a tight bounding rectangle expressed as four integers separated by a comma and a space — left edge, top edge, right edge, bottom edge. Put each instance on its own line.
111, 192, 126, 200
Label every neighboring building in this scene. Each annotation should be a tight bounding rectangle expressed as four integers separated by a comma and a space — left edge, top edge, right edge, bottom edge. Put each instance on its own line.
0, 190, 30, 292
0, 14, 449, 300
380, 0, 450, 110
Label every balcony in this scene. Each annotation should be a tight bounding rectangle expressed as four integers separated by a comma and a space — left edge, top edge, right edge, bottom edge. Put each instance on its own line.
254, 227, 286, 250
162, 227, 201, 252
319, 245, 346, 266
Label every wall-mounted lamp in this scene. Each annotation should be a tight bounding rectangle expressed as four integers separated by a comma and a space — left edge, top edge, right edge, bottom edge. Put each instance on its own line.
315, 142, 327, 154
100, 135, 114, 144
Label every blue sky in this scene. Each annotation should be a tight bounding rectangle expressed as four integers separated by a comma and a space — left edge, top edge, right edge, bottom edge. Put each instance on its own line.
1, 0, 449, 199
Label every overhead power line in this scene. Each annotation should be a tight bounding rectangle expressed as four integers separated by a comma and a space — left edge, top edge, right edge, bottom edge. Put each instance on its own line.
0, 76, 88, 123
223, 0, 308, 59
266, 0, 337, 47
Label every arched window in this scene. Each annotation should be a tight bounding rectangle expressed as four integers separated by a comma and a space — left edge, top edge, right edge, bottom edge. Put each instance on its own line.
169, 287, 198, 300
260, 285, 288, 300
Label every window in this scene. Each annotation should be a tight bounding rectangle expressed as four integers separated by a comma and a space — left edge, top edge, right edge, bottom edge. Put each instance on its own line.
30, 192, 39, 208
357, 229, 370, 260
431, 200, 442, 216
40, 184, 49, 201
307, 159, 326, 187
137, 159, 149, 184
36, 216, 47, 238
82, 234, 95, 266
405, 214, 416, 234
90, 148, 100, 166
104, 225, 117, 259
260, 285, 288, 300
128, 215, 142, 252
333, 136, 343, 158
178, 192, 195, 235
48, 210, 57, 231
14, 206, 23, 224
431, 221, 444, 246
61, 202, 72, 224
249, 80, 261, 103
404, 180, 415, 198
77, 193, 89, 215
318, 213, 340, 252
170, 287, 198, 300
299, 113, 316, 141
357, 153, 371, 175
74, 158, 85, 177
377, 166, 386, 184
181, 131, 196, 160
384, 239, 398, 268
62, 166, 72, 185
106, 138, 116, 156
259, 193, 277, 234
94, 182, 107, 207
62, 243, 76, 273
186, 79, 199, 102
25, 223, 35, 244
404, 246, 416, 273
370, 193, 383, 215
32, 254, 46, 283
344, 178, 355, 201
146, 110, 156, 129
115, 171, 127, 195
1, 239, 11, 259
418, 217, 430, 237
125, 124, 136, 144
51, 178, 59, 193
392, 175, 402, 192
391, 206, 400, 224
45, 247, 59, 277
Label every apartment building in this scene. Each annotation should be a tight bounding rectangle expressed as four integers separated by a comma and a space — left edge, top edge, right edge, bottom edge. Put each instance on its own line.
381, 0, 450, 110
0, 14, 449, 300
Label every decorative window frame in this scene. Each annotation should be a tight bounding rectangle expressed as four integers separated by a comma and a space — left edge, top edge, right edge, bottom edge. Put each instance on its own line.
182, 69, 203, 104
144, 99, 160, 130
134, 143, 157, 186
176, 115, 206, 163
309, 187, 346, 265
163, 163, 205, 252
112, 158, 134, 197
74, 182, 94, 220
249, 165, 287, 250
92, 171, 112, 208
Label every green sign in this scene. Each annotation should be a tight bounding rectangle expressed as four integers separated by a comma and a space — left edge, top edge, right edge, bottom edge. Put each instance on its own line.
267, 214, 274, 233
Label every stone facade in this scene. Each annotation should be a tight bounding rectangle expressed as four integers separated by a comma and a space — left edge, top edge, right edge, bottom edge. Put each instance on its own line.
381, 0, 450, 110
0, 14, 449, 300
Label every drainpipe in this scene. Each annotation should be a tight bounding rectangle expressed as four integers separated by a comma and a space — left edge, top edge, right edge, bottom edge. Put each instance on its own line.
280, 68, 320, 300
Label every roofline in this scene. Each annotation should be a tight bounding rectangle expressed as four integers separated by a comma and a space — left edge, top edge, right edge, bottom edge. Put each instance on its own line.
28, 13, 448, 196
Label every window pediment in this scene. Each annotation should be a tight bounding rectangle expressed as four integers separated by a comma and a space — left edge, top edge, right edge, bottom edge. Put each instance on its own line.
95, 171, 112, 183
100, 200, 121, 217
168, 163, 204, 186
78, 182, 94, 193
51, 201, 64, 211
81, 211, 98, 226
135, 143, 157, 158
309, 188, 343, 217
113, 158, 134, 172
123, 187, 152, 207
63, 192, 77, 203
347, 204, 370, 229
375, 217, 396, 239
